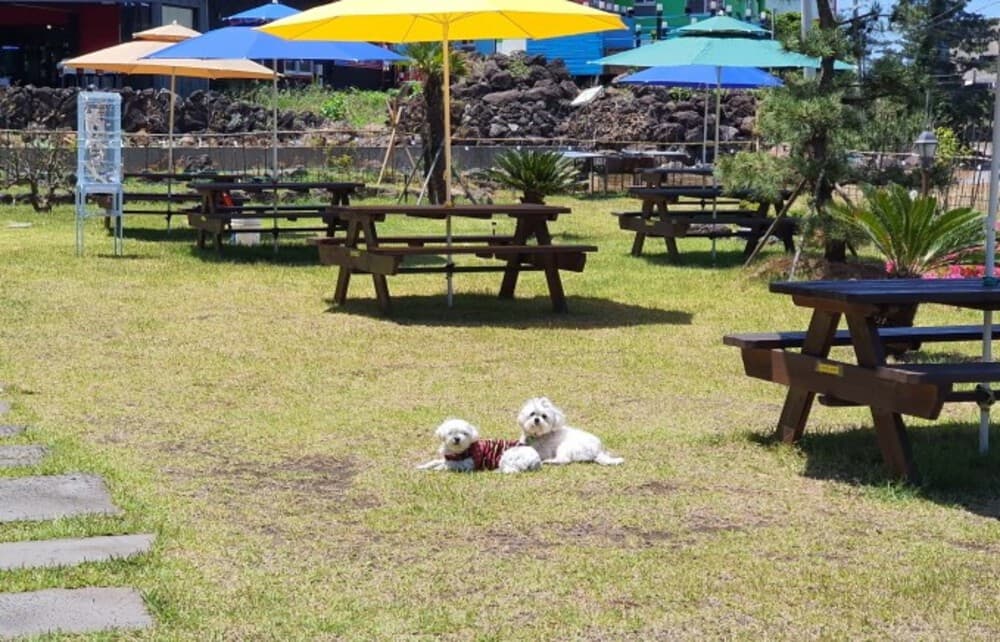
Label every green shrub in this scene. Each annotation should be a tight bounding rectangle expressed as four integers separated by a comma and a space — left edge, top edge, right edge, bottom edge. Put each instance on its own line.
829, 183, 983, 277
486, 149, 578, 204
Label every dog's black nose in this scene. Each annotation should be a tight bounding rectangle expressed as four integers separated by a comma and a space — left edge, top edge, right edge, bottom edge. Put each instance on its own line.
532, 417, 541, 425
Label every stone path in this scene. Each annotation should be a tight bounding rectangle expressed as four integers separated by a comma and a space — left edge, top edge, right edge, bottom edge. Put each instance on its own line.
0, 397, 155, 638
0, 534, 155, 571
0, 445, 47, 468
0, 426, 26, 438
0, 474, 122, 523
0, 588, 153, 637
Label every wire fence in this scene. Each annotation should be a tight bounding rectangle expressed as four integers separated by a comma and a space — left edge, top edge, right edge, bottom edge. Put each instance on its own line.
0, 128, 996, 212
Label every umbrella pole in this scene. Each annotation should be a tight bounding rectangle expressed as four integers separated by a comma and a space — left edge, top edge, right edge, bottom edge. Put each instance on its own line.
272, 60, 280, 252
272, 59, 279, 181
981, 51, 1000, 455
442, 31, 454, 307
701, 90, 709, 166
168, 74, 175, 230
711, 69, 722, 262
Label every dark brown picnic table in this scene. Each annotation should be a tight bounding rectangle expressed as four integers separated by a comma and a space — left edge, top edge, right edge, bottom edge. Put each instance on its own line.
724, 278, 1000, 483
313, 203, 596, 313
617, 185, 794, 260
186, 180, 363, 251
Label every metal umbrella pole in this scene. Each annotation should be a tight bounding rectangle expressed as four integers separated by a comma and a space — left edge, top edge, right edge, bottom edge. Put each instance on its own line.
710, 66, 722, 262
980, 49, 1000, 455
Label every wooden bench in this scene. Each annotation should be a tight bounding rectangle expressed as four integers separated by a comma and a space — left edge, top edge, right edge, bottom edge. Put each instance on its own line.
725, 324, 1000, 418
189, 210, 344, 251
315, 240, 595, 276
613, 211, 797, 257
314, 234, 516, 247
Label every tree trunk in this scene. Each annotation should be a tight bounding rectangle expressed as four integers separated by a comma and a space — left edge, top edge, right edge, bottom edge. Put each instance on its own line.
815, 0, 843, 262
422, 75, 447, 205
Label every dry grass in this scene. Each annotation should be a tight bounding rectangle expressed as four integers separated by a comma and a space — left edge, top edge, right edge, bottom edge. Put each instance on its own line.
1, 196, 1000, 640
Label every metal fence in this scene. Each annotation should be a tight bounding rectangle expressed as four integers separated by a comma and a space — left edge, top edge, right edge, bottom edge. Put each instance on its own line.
0, 128, 996, 212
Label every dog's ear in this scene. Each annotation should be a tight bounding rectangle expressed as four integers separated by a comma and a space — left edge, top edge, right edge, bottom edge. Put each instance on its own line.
435, 419, 457, 440
542, 399, 564, 426
465, 422, 480, 442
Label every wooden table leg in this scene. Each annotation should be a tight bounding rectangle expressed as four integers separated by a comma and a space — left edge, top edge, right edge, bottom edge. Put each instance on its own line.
630, 233, 646, 256
776, 309, 840, 442
665, 237, 681, 261
500, 217, 535, 300
358, 217, 392, 313
542, 255, 568, 312
871, 408, 921, 484
846, 313, 921, 483
333, 219, 360, 305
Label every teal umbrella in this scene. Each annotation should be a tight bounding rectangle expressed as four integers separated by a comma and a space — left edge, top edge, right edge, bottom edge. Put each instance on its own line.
675, 15, 769, 37
592, 37, 853, 70
591, 18, 854, 258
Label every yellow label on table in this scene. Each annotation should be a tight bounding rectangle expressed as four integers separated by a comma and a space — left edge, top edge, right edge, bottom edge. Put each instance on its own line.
816, 362, 843, 376
349, 250, 360, 258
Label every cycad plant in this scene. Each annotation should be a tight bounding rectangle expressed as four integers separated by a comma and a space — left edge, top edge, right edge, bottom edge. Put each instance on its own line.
486, 149, 579, 204
830, 183, 983, 278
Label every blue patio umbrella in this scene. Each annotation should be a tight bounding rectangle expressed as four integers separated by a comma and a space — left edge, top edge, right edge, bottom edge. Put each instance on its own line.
616, 65, 783, 164
225, 1, 300, 25
146, 26, 405, 176
616, 64, 782, 89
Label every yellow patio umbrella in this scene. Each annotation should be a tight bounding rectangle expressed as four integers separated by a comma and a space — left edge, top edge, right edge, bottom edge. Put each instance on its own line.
260, 0, 625, 305
61, 23, 277, 199
260, 0, 626, 205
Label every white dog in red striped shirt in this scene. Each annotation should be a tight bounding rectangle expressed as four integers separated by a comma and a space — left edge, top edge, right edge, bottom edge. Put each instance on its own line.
417, 418, 542, 473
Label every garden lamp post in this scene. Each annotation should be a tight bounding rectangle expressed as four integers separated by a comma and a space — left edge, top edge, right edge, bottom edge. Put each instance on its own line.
914, 129, 938, 195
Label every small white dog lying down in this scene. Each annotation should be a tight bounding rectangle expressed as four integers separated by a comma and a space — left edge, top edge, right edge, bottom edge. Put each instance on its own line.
417, 418, 542, 473
517, 397, 624, 466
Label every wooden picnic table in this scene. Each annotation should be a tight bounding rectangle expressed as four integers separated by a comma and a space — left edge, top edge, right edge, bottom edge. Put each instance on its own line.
616, 185, 794, 260
636, 166, 714, 187
314, 203, 596, 313
724, 278, 1000, 483
186, 180, 363, 251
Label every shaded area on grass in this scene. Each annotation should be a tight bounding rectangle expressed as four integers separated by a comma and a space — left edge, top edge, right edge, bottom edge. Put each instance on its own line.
325, 294, 692, 328
748, 422, 1000, 518
186, 242, 323, 266
116, 227, 199, 244
635, 247, 755, 269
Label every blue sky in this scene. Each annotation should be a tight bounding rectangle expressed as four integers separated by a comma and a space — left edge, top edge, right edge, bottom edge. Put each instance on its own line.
842, 0, 1000, 20
966, 0, 1000, 18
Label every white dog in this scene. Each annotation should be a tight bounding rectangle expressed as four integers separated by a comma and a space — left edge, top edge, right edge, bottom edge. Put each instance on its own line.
416, 418, 542, 473
517, 397, 624, 466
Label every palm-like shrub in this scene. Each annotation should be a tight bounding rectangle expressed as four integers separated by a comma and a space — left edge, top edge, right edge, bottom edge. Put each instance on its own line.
830, 183, 983, 278
486, 149, 578, 204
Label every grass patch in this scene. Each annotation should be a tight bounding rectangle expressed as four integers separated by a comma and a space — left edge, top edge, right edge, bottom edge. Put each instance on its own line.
2, 196, 1000, 639
237, 85, 392, 128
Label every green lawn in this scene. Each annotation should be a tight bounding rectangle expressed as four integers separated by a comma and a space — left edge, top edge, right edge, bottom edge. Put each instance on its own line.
2, 194, 1000, 640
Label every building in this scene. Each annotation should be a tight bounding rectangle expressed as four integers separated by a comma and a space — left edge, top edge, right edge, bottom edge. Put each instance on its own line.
0, 0, 208, 87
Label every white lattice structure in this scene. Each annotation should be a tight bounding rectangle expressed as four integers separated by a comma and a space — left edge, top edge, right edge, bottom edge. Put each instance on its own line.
76, 91, 123, 255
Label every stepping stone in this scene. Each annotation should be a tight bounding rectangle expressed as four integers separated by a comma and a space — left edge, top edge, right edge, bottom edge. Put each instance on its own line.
0, 474, 122, 523
0, 445, 46, 468
0, 587, 152, 637
0, 425, 24, 438
0, 533, 155, 571
0, 400, 8, 415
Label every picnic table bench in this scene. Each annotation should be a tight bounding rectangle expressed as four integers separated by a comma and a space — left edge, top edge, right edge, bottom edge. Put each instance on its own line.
186, 180, 362, 251
723, 278, 1000, 483
315, 203, 596, 313
616, 185, 795, 260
